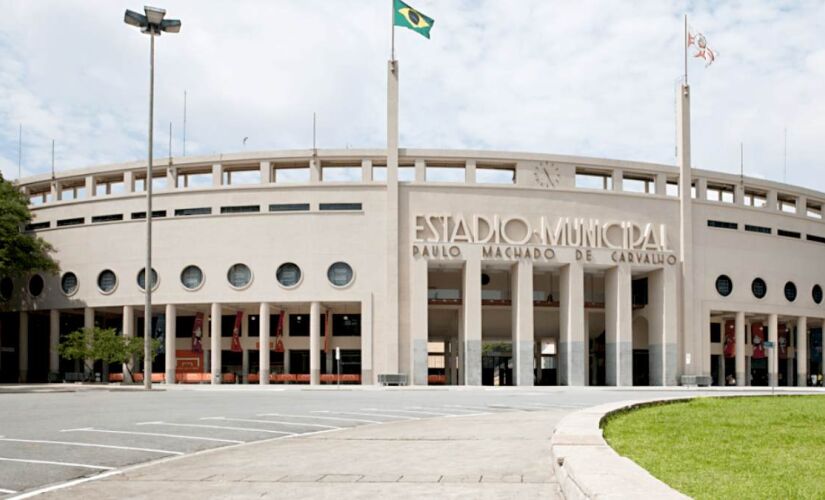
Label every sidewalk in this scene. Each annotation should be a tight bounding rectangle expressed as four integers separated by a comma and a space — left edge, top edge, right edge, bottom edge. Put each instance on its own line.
35, 410, 565, 499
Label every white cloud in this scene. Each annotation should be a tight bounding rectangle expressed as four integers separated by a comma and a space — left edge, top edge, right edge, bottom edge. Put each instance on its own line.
0, 0, 823, 191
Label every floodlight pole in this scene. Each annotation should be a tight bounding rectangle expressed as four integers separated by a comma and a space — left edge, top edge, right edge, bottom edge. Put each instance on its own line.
144, 32, 155, 391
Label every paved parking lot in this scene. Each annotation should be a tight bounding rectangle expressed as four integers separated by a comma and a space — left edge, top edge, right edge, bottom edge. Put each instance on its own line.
0, 385, 795, 498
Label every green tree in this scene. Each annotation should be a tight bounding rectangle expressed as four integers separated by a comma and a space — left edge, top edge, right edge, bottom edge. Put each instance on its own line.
58, 327, 161, 381
0, 172, 58, 277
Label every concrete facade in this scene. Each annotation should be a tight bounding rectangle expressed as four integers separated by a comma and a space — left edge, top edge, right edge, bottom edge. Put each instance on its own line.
2, 147, 825, 387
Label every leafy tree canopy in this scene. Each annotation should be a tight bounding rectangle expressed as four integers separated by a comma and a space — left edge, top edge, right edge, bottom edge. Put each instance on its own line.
58, 327, 161, 376
0, 172, 58, 277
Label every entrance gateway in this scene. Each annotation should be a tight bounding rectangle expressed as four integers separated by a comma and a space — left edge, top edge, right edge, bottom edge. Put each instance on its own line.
411, 212, 679, 387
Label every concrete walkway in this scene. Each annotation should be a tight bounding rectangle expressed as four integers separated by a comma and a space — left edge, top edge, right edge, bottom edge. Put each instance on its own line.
37, 409, 565, 499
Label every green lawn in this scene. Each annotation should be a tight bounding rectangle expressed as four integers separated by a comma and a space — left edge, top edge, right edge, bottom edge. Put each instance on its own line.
602, 396, 825, 500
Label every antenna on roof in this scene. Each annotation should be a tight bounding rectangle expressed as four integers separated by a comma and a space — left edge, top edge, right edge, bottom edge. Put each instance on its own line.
739, 142, 744, 184
168, 121, 173, 165
312, 112, 317, 155
783, 127, 788, 183
51, 140, 55, 180
182, 90, 187, 157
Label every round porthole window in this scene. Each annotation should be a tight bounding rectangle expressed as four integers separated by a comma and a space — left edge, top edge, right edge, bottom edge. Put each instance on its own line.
61, 272, 78, 295
28, 275, 44, 297
752, 278, 767, 299
327, 262, 353, 288
97, 270, 117, 294
784, 281, 797, 302
180, 265, 204, 290
277, 263, 302, 288
137, 268, 159, 291
813, 284, 823, 305
227, 263, 252, 289
0, 277, 13, 301
715, 275, 733, 297
481, 273, 491, 286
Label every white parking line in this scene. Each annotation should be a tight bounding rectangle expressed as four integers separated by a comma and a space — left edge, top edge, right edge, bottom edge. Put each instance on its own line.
201, 417, 339, 430
312, 410, 419, 420
443, 404, 508, 412
362, 408, 448, 416
0, 488, 18, 494
62, 428, 244, 444
408, 406, 478, 413
521, 403, 587, 409
0, 438, 182, 456
259, 413, 381, 424
0, 457, 113, 470
136, 422, 296, 435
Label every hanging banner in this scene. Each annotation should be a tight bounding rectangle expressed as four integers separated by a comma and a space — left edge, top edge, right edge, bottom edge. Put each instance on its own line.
778, 323, 789, 359
231, 311, 243, 353
192, 312, 204, 353
723, 320, 735, 358
274, 310, 285, 353
323, 310, 332, 354
751, 322, 765, 359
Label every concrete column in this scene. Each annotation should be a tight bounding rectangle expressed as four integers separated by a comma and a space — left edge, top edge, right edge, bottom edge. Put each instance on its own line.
560, 262, 586, 386
259, 303, 270, 384
410, 256, 429, 385
361, 159, 373, 183
310, 302, 321, 384
241, 311, 249, 383
605, 265, 632, 386
18, 311, 28, 383
414, 158, 426, 182
49, 310, 60, 375
648, 266, 678, 385
735, 311, 746, 386
84, 307, 94, 378
768, 313, 778, 387
612, 169, 623, 192
512, 260, 534, 386
785, 322, 794, 386
310, 158, 321, 183
50, 181, 61, 202
210, 303, 221, 384
798, 196, 808, 216
122, 306, 134, 381
462, 253, 482, 385
361, 295, 373, 384
695, 177, 707, 200
211, 163, 223, 187
260, 161, 272, 184
165, 304, 176, 384
123, 171, 135, 193
85, 176, 95, 198
735, 184, 745, 205
766, 190, 778, 210
465, 159, 477, 184
797, 316, 808, 387
166, 167, 177, 189
655, 173, 667, 195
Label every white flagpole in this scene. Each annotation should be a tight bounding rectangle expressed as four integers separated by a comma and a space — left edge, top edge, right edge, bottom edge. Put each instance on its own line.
386, 0, 401, 383
684, 14, 688, 85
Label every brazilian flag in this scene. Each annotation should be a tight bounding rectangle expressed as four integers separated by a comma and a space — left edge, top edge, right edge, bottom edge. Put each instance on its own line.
393, 0, 434, 39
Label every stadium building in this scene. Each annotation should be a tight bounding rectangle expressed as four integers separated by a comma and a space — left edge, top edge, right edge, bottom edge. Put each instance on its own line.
2, 144, 824, 387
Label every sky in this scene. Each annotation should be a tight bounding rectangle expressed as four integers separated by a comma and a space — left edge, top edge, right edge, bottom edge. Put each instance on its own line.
0, 0, 823, 190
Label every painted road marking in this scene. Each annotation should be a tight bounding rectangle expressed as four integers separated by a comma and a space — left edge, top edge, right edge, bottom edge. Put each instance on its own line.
259, 413, 381, 424
62, 428, 244, 444
201, 417, 340, 430
0, 488, 18, 494
136, 422, 296, 435
0, 438, 183, 456
408, 406, 478, 413
443, 404, 509, 412
312, 410, 418, 420
362, 408, 448, 416
0, 457, 113, 470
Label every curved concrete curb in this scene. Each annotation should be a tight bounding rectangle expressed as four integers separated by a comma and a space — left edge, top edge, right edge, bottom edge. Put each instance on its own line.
550, 398, 690, 500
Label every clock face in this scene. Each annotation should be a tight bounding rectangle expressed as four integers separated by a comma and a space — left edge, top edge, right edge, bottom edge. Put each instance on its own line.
533, 162, 561, 189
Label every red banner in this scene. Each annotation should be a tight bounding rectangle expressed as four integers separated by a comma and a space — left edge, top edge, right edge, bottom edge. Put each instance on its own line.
751, 322, 765, 359
191, 312, 204, 353
323, 310, 332, 353
724, 320, 735, 358
778, 323, 789, 359
231, 311, 243, 353
274, 310, 285, 353
176, 350, 203, 373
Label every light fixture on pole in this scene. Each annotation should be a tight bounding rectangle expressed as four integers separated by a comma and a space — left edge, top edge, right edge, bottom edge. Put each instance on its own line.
124, 5, 181, 390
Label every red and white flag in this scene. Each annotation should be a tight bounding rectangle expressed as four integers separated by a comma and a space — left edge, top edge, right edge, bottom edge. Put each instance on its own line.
231, 311, 243, 353
688, 29, 717, 67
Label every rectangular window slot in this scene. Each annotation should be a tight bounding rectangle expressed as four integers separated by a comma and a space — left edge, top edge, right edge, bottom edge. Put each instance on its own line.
91, 214, 124, 223
25, 222, 50, 231
221, 205, 260, 214
319, 203, 362, 211
778, 229, 801, 239
707, 220, 738, 230
807, 234, 825, 244
56, 217, 85, 227
131, 210, 167, 219
745, 224, 771, 234
175, 207, 212, 216
269, 203, 310, 212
